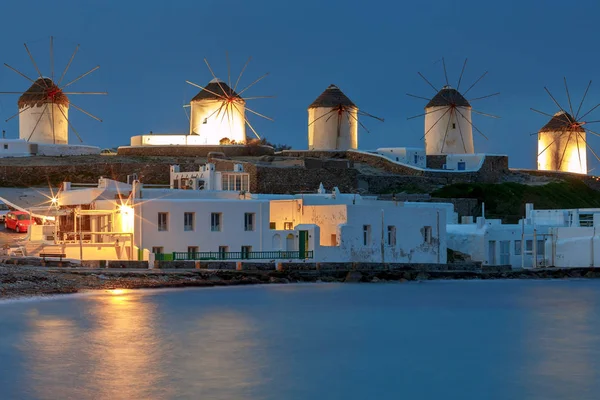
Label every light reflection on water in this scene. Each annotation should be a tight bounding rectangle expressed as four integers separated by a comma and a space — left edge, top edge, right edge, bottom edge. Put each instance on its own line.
1, 282, 600, 399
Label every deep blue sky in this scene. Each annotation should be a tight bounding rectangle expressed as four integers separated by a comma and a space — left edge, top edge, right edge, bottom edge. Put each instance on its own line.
0, 0, 599, 170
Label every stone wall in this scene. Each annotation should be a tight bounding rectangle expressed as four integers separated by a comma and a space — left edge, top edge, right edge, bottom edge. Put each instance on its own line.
118, 145, 274, 157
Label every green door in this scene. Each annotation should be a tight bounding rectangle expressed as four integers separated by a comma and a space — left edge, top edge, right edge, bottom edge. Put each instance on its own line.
299, 230, 308, 259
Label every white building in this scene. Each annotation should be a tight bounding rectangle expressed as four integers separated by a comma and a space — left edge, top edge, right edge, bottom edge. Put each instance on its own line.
424, 86, 474, 155
374, 147, 426, 168
448, 204, 600, 269
308, 84, 358, 151
27, 165, 450, 264
537, 111, 586, 174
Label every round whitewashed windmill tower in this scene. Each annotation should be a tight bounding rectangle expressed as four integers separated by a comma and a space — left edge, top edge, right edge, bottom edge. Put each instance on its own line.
189, 78, 247, 145
186, 57, 273, 145
308, 84, 383, 150
308, 85, 358, 150
424, 86, 474, 154
537, 111, 586, 173
18, 78, 69, 144
407, 58, 499, 155
532, 78, 600, 174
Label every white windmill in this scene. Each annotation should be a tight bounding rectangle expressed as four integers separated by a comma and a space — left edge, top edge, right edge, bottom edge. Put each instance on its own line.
0, 37, 106, 147
532, 78, 600, 174
307, 84, 383, 150
407, 58, 499, 155
185, 56, 273, 145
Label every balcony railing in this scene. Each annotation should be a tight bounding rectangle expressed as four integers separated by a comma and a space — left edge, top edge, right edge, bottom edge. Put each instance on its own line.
167, 250, 313, 261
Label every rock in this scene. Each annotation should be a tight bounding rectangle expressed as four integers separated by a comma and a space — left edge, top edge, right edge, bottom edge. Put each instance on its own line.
415, 272, 430, 281
344, 271, 363, 283
371, 277, 381, 283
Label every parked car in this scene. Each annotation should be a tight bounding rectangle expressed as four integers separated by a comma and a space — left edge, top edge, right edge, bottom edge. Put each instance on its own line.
0, 202, 9, 222
5, 211, 35, 233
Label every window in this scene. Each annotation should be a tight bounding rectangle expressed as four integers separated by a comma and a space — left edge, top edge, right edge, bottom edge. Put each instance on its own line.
152, 246, 163, 254
221, 173, 250, 192
3, 144, 7, 150
525, 240, 533, 254
387, 226, 396, 246
188, 246, 198, 256
270, 222, 276, 230
500, 241, 510, 265
244, 213, 255, 231
218, 246, 229, 259
211, 213, 222, 232
363, 225, 371, 246
184, 212, 195, 231
241, 245, 252, 259
158, 212, 168, 231
284, 222, 293, 230
423, 226, 432, 244
414, 154, 418, 164
537, 239, 545, 256
452, 123, 456, 129
514, 240, 522, 256
330, 234, 337, 246
579, 214, 594, 227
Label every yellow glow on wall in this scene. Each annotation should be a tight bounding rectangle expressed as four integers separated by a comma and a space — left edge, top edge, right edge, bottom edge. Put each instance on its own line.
537, 131, 587, 174
190, 99, 246, 145
118, 205, 134, 233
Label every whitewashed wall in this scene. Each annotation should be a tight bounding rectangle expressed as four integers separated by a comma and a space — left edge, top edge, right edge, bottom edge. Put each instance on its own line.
424, 106, 474, 155
308, 107, 358, 150
20, 104, 69, 144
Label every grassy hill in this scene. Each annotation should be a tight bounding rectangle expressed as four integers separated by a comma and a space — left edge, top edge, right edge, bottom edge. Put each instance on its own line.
431, 179, 600, 223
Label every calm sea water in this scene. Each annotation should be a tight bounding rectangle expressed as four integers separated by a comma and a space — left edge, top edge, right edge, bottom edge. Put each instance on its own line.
1, 281, 600, 400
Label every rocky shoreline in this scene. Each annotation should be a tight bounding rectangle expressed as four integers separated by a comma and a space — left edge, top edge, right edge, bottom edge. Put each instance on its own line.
2, 264, 600, 300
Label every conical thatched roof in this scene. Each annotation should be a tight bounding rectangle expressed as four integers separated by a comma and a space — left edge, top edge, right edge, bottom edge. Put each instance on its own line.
191, 78, 243, 102
18, 78, 69, 108
540, 111, 584, 133
426, 86, 470, 108
308, 84, 357, 109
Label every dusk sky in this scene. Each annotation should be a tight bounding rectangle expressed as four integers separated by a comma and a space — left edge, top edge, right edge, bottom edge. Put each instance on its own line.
0, 0, 599, 170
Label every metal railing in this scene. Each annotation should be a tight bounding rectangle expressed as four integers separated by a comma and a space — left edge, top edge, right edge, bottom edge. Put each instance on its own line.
168, 250, 314, 261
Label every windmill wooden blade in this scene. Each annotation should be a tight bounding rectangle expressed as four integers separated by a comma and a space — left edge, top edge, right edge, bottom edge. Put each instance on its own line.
70, 102, 102, 122
558, 132, 573, 169
237, 72, 269, 97
564, 77, 575, 116
463, 71, 488, 96
544, 87, 572, 122
186, 81, 226, 99
58, 44, 80, 86
233, 56, 252, 93
356, 110, 384, 122
245, 106, 274, 121
456, 58, 468, 91
578, 132, 600, 163
471, 109, 500, 119
575, 80, 592, 119
421, 108, 450, 139
308, 109, 336, 127
407, 108, 445, 120
456, 110, 468, 153
442, 57, 449, 87
469, 92, 500, 102
531, 108, 555, 118
3, 64, 45, 89
203, 58, 228, 98
57, 105, 84, 143
579, 103, 600, 121
61, 66, 100, 89
232, 102, 261, 139
418, 72, 438, 93
440, 108, 454, 153
406, 93, 431, 101
27, 103, 48, 141
5, 105, 32, 122
50, 36, 54, 82
575, 131, 583, 171
347, 110, 371, 133
24, 43, 47, 87
455, 107, 489, 140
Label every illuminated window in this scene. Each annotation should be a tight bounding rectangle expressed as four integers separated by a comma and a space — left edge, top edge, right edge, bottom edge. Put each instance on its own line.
269, 222, 276, 230
188, 246, 198, 256
152, 246, 163, 254
284, 222, 293, 230
158, 213, 168, 231
241, 245, 252, 259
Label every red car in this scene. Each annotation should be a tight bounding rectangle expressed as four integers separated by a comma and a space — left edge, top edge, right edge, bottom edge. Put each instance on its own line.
5, 211, 35, 233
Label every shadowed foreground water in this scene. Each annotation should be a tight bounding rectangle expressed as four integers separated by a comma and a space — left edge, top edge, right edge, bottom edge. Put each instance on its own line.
1, 281, 600, 400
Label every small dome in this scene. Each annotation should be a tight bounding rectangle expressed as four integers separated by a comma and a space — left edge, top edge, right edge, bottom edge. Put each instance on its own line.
308, 84, 357, 109
539, 111, 584, 133
18, 78, 69, 108
426, 86, 470, 108
191, 80, 243, 102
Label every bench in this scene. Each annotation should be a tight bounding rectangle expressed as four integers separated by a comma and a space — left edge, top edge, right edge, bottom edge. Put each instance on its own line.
39, 253, 67, 262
